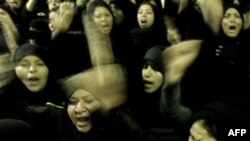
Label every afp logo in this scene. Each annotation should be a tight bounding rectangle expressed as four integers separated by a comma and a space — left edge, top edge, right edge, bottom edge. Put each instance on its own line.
228, 129, 246, 136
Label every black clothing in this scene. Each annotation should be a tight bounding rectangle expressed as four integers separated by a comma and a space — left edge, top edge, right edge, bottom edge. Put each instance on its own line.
0, 77, 64, 119
181, 30, 250, 113
25, 105, 129, 141
191, 96, 250, 141
49, 32, 91, 80
0, 2, 33, 44
128, 27, 167, 104
120, 46, 189, 141
0, 119, 43, 141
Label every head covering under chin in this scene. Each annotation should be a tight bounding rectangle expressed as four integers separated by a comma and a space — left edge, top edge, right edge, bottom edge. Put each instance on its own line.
13, 43, 49, 66
143, 46, 165, 73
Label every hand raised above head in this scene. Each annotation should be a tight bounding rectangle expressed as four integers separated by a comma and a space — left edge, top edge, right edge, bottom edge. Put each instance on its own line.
59, 64, 128, 115
59, 1, 75, 16
162, 40, 202, 85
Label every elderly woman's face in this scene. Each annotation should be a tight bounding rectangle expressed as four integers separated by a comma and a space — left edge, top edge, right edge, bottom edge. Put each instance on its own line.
92, 6, 113, 34
222, 7, 243, 38
15, 55, 49, 93
67, 89, 100, 133
6, 0, 22, 9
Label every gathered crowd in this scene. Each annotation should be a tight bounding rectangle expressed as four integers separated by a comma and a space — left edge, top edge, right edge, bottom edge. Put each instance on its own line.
0, 0, 249, 141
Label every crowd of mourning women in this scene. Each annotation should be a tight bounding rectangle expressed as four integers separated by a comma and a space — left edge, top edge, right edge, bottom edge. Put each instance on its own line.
0, 0, 250, 141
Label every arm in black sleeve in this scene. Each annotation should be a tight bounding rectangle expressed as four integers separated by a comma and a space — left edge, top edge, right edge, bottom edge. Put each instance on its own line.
160, 81, 192, 125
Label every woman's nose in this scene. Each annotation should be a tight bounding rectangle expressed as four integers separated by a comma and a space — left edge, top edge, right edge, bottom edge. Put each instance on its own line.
28, 65, 37, 73
144, 66, 153, 76
75, 101, 87, 113
141, 12, 146, 17
229, 16, 236, 22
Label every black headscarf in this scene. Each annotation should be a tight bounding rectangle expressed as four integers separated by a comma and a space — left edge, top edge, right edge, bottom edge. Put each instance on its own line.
13, 43, 49, 66
192, 98, 249, 141
143, 46, 164, 74
218, 3, 244, 42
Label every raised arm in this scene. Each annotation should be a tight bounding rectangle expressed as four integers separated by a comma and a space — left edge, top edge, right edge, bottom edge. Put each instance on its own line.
51, 1, 75, 40
0, 8, 19, 55
160, 40, 203, 124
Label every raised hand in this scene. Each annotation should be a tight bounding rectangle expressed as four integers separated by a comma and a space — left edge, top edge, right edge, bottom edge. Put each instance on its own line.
59, 0, 127, 115
0, 8, 19, 54
162, 40, 202, 84
52, 1, 75, 39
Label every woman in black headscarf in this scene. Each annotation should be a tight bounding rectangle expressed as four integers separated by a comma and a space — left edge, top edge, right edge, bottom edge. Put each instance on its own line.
181, 3, 250, 112
119, 46, 191, 141
188, 95, 250, 141
0, 43, 63, 119
0, 42, 64, 140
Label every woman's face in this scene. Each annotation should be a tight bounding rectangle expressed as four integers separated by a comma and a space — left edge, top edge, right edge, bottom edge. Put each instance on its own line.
15, 55, 49, 93
142, 60, 163, 93
6, 0, 22, 9
222, 7, 243, 38
137, 4, 155, 28
167, 27, 182, 45
188, 120, 217, 141
110, 3, 124, 25
92, 6, 113, 34
67, 89, 100, 133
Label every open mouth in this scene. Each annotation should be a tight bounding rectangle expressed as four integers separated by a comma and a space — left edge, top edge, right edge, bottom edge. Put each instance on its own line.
101, 24, 110, 32
27, 77, 39, 85
139, 18, 148, 27
102, 24, 109, 28
143, 80, 153, 88
140, 19, 147, 25
229, 25, 236, 30
227, 25, 240, 35
141, 19, 147, 23
76, 117, 90, 127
